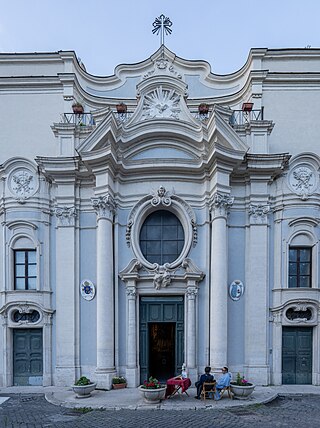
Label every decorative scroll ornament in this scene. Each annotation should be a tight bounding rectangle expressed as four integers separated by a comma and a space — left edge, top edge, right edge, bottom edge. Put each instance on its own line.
229, 280, 244, 301
151, 185, 172, 207
143, 60, 182, 80
142, 86, 181, 120
11, 305, 40, 324
209, 192, 234, 217
286, 307, 312, 322
52, 206, 77, 226
80, 279, 95, 301
91, 193, 116, 219
8, 168, 38, 203
288, 165, 317, 200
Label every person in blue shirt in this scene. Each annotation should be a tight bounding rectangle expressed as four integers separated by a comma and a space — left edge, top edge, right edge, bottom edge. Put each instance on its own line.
214, 366, 232, 400
194, 366, 214, 399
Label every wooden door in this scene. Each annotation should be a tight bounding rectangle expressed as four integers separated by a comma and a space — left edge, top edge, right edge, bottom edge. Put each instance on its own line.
282, 327, 312, 384
13, 328, 43, 386
139, 297, 184, 383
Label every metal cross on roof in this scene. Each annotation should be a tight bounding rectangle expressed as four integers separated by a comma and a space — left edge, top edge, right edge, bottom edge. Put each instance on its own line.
152, 14, 173, 46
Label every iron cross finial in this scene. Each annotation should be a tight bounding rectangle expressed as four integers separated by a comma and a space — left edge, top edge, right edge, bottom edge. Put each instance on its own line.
152, 14, 172, 46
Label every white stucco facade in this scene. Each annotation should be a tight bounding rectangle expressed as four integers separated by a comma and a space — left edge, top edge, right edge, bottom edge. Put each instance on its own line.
1, 46, 320, 388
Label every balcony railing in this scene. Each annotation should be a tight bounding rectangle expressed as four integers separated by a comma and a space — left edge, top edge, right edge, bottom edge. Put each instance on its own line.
229, 109, 264, 126
62, 113, 95, 126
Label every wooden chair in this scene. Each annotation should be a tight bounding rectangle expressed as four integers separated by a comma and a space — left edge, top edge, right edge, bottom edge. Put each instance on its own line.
201, 381, 216, 401
218, 385, 233, 399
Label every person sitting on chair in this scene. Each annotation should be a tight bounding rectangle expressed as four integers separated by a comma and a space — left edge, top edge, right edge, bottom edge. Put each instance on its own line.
195, 366, 214, 399
214, 366, 231, 400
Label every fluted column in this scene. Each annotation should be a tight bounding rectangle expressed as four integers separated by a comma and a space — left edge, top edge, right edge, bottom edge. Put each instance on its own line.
125, 283, 138, 387
92, 193, 116, 389
209, 192, 233, 368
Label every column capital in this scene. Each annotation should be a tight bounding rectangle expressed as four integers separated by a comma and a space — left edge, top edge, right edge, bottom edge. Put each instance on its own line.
52, 205, 77, 227
248, 203, 271, 224
91, 193, 116, 220
126, 285, 137, 299
186, 286, 198, 299
209, 192, 234, 218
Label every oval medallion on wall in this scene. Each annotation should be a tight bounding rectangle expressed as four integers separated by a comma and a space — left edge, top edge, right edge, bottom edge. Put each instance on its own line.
80, 279, 96, 301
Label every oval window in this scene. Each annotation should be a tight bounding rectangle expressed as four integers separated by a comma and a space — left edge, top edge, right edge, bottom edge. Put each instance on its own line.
139, 210, 184, 265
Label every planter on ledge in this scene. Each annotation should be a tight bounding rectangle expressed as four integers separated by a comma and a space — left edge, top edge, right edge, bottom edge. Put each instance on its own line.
138, 385, 166, 404
230, 383, 255, 400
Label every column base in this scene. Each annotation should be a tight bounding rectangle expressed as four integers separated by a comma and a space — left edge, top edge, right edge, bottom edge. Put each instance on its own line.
125, 367, 139, 387
94, 369, 117, 390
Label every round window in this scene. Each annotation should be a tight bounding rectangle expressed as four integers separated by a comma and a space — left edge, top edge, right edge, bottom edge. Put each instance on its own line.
139, 210, 184, 265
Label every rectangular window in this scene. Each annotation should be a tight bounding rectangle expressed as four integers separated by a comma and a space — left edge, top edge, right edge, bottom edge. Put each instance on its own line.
289, 247, 311, 288
14, 250, 37, 290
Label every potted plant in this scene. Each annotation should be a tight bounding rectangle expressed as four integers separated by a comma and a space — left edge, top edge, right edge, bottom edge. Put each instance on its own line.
242, 102, 254, 112
138, 376, 166, 404
116, 102, 127, 114
112, 376, 127, 389
230, 372, 255, 400
72, 376, 97, 399
72, 101, 84, 114
198, 103, 209, 115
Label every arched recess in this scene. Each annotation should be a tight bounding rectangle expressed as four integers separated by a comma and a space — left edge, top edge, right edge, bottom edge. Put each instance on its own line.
285, 227, 318, 289
6, 221, 41, 292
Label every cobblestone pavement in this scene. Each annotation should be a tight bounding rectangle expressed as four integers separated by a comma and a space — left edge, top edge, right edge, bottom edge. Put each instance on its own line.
0, 393, 320, 427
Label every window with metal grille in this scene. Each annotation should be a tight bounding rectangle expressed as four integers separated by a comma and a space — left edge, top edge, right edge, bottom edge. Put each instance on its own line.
139, 210, 184, 265
14, 249, 37, 290
288, 247, 311, 288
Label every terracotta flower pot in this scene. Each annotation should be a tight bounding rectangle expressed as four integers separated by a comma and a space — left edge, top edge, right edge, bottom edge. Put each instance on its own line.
72, 104, 84, 114
198, 104, 209, 114
116, 103, 127, 113
112, 383, 127, 389
242, 102, 253, 112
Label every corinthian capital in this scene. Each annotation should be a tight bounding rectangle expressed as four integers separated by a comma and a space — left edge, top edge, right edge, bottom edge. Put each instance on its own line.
91, 193, 116, 220
209, 192, 234, 218
52, 205, 77, 227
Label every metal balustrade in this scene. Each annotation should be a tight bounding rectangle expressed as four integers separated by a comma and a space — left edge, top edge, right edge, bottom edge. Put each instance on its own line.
62, 113, 95, 126
229, 109, 264, 126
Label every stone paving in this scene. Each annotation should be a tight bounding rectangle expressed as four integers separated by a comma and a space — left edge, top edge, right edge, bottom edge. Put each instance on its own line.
0, 387, 320, 427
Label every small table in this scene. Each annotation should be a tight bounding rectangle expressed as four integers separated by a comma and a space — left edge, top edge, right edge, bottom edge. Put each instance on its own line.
166, 377, 191, 399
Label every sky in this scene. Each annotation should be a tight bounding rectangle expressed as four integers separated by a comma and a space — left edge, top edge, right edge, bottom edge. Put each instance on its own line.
0, 0, 319, 76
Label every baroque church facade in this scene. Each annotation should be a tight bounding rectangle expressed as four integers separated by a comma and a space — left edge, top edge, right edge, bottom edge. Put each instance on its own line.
0, 45, 320, 388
